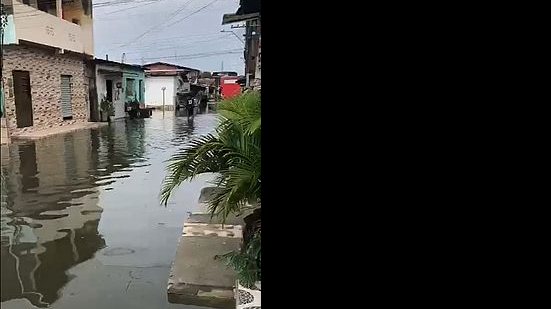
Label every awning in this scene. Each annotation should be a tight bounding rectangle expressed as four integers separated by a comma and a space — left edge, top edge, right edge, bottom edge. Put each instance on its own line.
222, 12, 260, 25
97, 69, 123, 75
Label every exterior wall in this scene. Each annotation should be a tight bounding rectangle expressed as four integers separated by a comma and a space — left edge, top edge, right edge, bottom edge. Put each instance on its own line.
2, 44, 89, 135
62, 0, 94, 56
2, 14, 17, 45
174, 76, 179, 105
255, 35, 261, 80
95, 64, 145, 119
122, 71, 145, 103
144, 76, 176, 107
84, 60, 98, 121
11, 0, 94, 55
95, 71, 124, 119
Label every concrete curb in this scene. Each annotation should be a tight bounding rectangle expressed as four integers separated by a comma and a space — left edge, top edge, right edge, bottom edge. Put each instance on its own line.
10, 122, 108, 141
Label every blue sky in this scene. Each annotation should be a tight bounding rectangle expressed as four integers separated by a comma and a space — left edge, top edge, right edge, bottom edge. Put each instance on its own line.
93, 0, 245, 74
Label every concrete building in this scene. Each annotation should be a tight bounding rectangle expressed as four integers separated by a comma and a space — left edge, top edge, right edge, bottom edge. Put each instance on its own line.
94, 59, 145, 120
222, 0, 261, 90
142, 62, 200, 110
1, 0, 94, 137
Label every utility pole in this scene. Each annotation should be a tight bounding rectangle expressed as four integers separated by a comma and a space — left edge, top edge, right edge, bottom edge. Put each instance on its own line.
221, 60, 224, 71
161, 87, 166, 118
121, 52, 126, 64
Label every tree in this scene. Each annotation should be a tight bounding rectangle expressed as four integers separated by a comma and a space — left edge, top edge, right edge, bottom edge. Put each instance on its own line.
161, 91, 261, 287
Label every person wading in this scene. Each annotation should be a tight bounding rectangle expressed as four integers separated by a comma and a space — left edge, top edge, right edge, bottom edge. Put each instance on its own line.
186, 97, 195, 120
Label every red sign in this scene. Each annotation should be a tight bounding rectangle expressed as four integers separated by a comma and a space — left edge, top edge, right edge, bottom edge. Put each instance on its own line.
220, 76, 241, 99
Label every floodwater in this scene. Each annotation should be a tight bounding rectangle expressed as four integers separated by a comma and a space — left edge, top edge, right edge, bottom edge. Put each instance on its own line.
0, 112, 218, 309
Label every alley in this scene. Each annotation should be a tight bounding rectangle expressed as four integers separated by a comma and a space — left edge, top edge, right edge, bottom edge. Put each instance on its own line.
1, 112, 218, 309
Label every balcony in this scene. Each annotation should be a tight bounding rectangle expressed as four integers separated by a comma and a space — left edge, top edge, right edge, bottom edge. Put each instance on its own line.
10, 0, 93, 55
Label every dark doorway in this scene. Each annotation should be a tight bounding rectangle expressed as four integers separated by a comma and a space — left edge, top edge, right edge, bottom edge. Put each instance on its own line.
12, 70, 33, 128
106, 80, 113, 102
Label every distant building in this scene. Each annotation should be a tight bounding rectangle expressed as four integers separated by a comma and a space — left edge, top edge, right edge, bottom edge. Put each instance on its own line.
93, 59, 145, 120
212, 71, 238, 77
142, 62, 200, 110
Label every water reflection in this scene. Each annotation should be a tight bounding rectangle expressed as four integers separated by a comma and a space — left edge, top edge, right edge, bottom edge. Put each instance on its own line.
0, 120, 148, 307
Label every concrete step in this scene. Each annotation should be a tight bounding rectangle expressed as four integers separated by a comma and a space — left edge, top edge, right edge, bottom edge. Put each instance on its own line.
167, 223, 242, 308
167, 186, 252, 308
187, 212, 245, 226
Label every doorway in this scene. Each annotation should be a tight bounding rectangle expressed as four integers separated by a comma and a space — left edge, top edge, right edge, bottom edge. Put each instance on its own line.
106, 80, 113, 102
12, 70, 33, 128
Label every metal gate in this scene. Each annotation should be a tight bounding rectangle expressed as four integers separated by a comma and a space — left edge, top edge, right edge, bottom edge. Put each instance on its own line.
60, 75, 73, 119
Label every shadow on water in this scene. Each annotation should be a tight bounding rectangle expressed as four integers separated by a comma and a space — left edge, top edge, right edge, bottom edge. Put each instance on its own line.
0, 119, 152, 307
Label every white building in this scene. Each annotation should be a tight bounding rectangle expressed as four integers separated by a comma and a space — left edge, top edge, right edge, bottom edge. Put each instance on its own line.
142, 62, 200, 110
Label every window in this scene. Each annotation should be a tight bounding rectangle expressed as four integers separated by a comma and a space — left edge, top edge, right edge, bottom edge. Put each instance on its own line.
60, 75, 73, 120
1, 2, 13, 15
126, 79, 135, 96
37, 0, 57, 16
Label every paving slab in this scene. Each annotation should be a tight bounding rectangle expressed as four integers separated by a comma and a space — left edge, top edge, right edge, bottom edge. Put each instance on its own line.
167, 223, 242, 309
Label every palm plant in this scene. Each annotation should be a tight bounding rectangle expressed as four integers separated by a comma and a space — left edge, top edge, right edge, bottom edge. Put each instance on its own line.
161, 91, 261, 287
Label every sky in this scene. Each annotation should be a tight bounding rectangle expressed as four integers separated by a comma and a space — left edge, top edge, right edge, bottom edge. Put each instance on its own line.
93, 0, 245, 74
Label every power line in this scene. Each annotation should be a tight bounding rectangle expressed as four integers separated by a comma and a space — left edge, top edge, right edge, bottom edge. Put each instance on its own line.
101, 0, 164, 15
93, 0, 159, 8
163, 0, 219, 28
119, 35, 232, 54
114, 0, 197, 49
126, 48, 242, 61
100, 32, 226, 47
117, 0, 220, 47
11, 0, 161, 18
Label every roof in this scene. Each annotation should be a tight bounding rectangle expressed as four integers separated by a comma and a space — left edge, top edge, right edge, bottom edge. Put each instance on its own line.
236, 0, 260, 15
94, 59, 143, 71
222, 0, 260, 24
212, 71, 238, 77
222, 12, 260, 25
142, 62, 200, 72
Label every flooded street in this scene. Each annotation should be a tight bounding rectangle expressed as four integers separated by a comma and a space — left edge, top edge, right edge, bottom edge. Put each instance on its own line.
1, 112, 218, 309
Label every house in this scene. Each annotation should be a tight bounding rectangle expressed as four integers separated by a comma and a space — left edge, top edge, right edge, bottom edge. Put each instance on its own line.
93, 58, 145, 120
142, 62, 200, 110
1, 0, 95, 136
222, 0, 261, 90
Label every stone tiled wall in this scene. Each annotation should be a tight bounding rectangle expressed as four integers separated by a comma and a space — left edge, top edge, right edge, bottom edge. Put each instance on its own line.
2, 44, 89, 135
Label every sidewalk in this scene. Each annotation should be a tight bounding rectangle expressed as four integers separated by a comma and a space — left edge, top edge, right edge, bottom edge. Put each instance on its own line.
167, 187, 245, 309
10, 122, 108, 141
